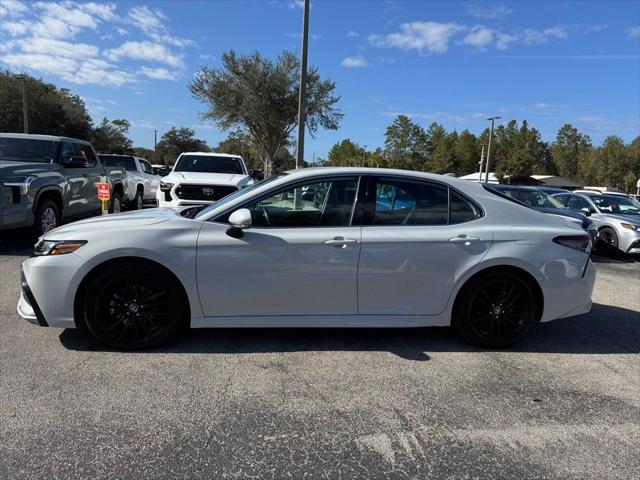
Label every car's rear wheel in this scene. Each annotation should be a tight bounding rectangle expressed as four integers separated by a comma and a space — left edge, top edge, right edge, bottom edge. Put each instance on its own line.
34, 199, 59, 237
133, 190, 143, 210
453, 271, 537, 348
599, 227, 618, 252
82, 263, 185, 349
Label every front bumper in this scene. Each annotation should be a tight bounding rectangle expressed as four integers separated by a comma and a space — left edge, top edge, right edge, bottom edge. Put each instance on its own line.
619, 228, 640, 254
0, 202, 35, 231
157, 183, 239, 208
17, 265, 48, 326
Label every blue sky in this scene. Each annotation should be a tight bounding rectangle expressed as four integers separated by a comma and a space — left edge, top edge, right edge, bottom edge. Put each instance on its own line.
1, 0, 639, 160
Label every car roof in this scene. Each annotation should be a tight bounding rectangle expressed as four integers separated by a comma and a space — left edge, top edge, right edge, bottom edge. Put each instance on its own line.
487, 184, 541, 191
0, 132, 92, 145
179, 152, 242, 158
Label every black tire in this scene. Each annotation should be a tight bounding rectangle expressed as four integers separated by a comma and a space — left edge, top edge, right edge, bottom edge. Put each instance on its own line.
598, 227, 618, 252
34, 199, 60, 237
453, 271, 538, 348
133, 190, 144, 210
82, 263, 185, 349
108, 190, 123, 214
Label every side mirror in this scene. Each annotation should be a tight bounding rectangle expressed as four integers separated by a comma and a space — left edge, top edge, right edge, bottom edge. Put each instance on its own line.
580, 207, 592, 217
62, 156, 89, 168
227, 208, 252, 238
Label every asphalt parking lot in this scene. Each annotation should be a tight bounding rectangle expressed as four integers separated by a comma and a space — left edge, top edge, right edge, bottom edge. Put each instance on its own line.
1, 243, 639, 479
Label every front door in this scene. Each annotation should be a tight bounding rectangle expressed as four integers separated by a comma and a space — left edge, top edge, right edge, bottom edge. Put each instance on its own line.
196, 176, 362, 317
358, 176, 492, 315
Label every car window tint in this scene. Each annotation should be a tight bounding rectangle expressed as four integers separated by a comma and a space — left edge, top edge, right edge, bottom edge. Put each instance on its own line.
75, 143, 97, 167
450, 190, 482, 224
567, 195, 591, 211
246, 177, 358, 227
59, 142, 76, 163
373, 179, 448, 225
553, 194, 569, 205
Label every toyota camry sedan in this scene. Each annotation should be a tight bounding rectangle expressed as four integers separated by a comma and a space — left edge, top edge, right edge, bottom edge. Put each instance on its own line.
17, 168, 595, 350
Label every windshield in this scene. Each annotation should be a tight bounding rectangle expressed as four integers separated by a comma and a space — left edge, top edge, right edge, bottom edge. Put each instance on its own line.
174, 155, 245, 174
194, 173, 288, 220
593, 195, 640, 215
0, 138, 57, 163
99, 155, 136, 171
489, 187, 564, 209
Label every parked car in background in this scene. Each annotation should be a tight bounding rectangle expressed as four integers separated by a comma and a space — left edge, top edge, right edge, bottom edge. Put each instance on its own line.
486, 185, 597, 243
151, 164, 172, 177
553, 191, 640, 254
1, 133, 126, 237
157, 152, 255, 208
99, 154, 160, 210
537, 186, 569, 195
18, 167, 594, 351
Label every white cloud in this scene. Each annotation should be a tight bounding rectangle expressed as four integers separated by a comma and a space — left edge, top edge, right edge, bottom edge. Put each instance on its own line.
0, 20, 29, 36
382, 111, 468, 123
346, 30, 360, 38
496, 32, 517, 50
0, 0, 27, 17
106, 41, 184, 68
627, 26, 640, 38
116, 28, 129, 36
467, 2, 512, 20
21, 37, 99, 59
520, 25, 568, 45
138, 66, 179, 81
126, 5, 194, 47
462, 26, 494, 49
287, 0, 305, 9
535, 102, 551, 108
341, 55, 369, 67
369, 21, 466, 53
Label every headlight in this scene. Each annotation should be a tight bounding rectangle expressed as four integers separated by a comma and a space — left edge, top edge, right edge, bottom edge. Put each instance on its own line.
0, 175, 35, 194
621, 223, 640, 232
160, 182, 174, 192
34, 240, 87, 256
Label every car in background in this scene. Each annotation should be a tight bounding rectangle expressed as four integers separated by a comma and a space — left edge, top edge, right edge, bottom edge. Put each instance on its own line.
1, 133, 126, 237
18, 167, 594, 351
157, 152, 255, 208
151, 164, 172, 177
537, 186, 569, 196
99, 154, 160, 210
553, 191, 640, 255
485, 184, 597, 244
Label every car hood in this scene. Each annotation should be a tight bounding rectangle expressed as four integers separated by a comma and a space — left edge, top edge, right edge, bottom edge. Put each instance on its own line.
164, 171, 250, 186
0, 161, 61, 176
43, 208, 182, 238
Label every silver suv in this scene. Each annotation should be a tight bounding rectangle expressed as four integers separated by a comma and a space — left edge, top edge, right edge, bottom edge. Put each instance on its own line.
553, 191, 640, 254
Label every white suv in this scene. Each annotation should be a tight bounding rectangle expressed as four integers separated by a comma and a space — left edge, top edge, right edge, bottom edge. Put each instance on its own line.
157, 152, 253, 208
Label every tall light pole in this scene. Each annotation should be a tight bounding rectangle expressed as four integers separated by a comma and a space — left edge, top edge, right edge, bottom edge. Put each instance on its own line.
21, 75, 28, 134
154, 130, 157, 150
362, 145, 367, 167
478, 144, 486, 182
295, 0, 310, 169
484, 116, 501, 183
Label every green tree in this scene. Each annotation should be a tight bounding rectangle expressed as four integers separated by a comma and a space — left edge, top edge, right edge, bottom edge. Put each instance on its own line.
325, 139, 365, 167
190, 50, 342, 176
552, 124, 592, 179
426, 123, 455, 173
595, 135, 631, 190
383, 115, 428, 170
0, 71, 92, 139
91, 118, 133, 154
455, 129, 480, 176
155, 127, 209, 165
215, 129, 261, 170
494, 120, 544, 178
133, 147, 157, 162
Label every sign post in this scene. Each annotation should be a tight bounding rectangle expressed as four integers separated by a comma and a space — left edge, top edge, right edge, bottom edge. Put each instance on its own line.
97, 183, 110, 215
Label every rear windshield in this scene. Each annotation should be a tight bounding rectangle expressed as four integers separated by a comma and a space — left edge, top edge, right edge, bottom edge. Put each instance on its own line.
0, 138, 57, 163
488, 186, 564, 209
99, 155, 136, 171
174, 155, 244, 174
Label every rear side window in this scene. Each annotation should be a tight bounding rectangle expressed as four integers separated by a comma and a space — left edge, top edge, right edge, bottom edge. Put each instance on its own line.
372, 179, 449, 225
450, 190, 482, 224
75, 143, 97, 167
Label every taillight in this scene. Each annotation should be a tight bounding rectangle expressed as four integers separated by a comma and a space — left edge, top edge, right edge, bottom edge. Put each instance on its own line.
553, 235, 591, 253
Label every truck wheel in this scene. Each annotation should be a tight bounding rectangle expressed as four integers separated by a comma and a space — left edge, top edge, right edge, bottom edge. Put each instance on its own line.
109, 191, 123, 214
133, 190, 144, 210
34, 199, 60, 237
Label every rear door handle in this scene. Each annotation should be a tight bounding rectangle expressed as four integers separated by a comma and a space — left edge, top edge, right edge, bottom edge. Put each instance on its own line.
324, 237, 358, 247
449, 235, 481, 244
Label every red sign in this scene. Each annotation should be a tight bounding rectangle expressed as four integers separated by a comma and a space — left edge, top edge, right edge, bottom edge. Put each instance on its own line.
97, 182, 110, 201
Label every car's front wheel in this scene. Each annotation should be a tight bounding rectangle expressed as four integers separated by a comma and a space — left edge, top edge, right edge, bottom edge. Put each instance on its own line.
453, 271, 538, 348
34, 199, 60, 237
598, 227, 618, 252
82, 263, 185, 349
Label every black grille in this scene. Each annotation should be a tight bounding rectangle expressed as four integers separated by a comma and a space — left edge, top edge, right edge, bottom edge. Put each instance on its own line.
175, 184, 238, 201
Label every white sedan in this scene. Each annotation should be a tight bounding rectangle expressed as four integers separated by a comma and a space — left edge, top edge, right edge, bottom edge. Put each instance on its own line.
17, 167, 595, 350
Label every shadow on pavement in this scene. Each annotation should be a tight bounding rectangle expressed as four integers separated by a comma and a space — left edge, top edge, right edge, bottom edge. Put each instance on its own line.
59, 302, 639, 359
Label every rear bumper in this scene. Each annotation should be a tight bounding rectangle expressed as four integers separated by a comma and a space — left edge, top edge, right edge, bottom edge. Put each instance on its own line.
541, 259, 596, 322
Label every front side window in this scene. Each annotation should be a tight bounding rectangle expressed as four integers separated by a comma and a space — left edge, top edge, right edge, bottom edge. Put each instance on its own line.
372, 179, 449, 225
593, 195, 640, 215
174, 155, 244, 174
75, 143, 97, 167
244, 177, 359, 228
567, 195, 592, 211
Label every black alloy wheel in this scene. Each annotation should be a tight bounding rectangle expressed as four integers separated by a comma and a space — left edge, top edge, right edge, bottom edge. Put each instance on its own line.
454, 271, 537, 348
83, 263, 185, 349
599, 227, 618, 252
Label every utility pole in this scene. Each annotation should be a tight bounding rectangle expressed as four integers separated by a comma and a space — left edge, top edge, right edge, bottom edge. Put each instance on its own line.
154, 130, 157, 150
295, 0, 310, 169
21, 75, 28, 134
484, 116, 501, 183
478, 144, 486, 182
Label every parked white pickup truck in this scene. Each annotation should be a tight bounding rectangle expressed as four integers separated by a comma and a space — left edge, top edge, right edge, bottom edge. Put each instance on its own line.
99, 154, 160, 210
157, 152, 254, 208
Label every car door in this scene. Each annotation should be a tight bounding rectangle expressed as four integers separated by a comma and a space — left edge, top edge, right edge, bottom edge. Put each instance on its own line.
196, 175, 362, 317
58, 141, 86, 218
75, 142, 103, 213
358, 176, 492, 316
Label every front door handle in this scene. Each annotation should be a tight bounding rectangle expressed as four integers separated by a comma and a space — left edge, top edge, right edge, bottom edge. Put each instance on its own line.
449, 235, 481, 244
324, 237, 358, 248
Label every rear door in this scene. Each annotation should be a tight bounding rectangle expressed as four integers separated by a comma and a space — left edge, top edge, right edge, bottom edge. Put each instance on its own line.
75, 142, 103, 213
358, 176, 492, 316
